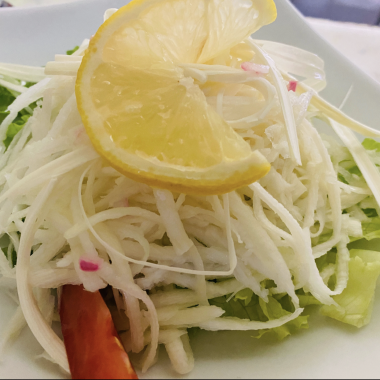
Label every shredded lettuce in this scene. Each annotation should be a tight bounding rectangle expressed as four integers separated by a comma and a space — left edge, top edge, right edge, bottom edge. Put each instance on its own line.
361, 218, 380, 241
340, 136, 380, 179
316, 250, 337, 271
362, 138, 380, 153
209, 289, 267, 321
66, 46, 80, 56
3, 114, 31, 148
0, 86, 16, 111
362, 208, 378, 218
297, 293, 321, 308
0, 84, 36, 148
329, 137, 380, 188
320, 250, 380, 328
209, 288, 309, 340
326, 137, 380, 246
3, 246, 17, 268
0, 110, 9, 125
257, 296, 309, 340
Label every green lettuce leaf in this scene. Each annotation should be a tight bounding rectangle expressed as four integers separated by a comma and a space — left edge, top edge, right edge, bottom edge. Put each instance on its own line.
0, 86, 16, 112
316, 249, 337, 272
298, 294, 321, 308
0, 110, 10, 125
362, 208, 378, 218
361, 217, 380, 241
256, 315, 309, 340
3, 114, 31, 148
348, 166, 361, 176
257, 296, 309, 340
320, 249, 380, 328
66, 46, 79, 55
209, 288, 309, 340
2, 247, 17, 268
209, 289, 266, 321
0, 85, 37, 148
362, 138, 380, 152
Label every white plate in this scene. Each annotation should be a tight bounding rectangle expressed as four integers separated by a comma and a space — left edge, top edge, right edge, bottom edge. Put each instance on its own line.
1, 0, 380, 378
8, 0, 84, 8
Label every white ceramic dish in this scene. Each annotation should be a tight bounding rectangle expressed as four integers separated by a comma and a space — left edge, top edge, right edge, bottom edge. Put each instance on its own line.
7, 0, 82, 8
1, 0, 380, 378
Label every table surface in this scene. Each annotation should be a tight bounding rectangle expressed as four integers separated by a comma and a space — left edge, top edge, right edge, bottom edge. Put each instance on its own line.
308, 17, 380, 83
2, 0, 380, 83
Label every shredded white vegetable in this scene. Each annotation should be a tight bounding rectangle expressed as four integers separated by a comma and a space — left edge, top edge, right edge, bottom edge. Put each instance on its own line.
0, 6, 380, 378
331, 120, 380, 207
247, 38, 301, 166
198, 307, 304, 331
164, 333, 194, 375
0, 63, 46, 83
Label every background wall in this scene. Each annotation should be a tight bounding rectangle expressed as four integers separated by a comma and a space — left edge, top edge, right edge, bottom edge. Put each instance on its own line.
1, 0, 380, 83
291, 0, 380, 25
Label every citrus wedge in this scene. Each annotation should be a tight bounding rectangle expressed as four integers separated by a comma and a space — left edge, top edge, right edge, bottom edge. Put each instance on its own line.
76, 0, 276, 195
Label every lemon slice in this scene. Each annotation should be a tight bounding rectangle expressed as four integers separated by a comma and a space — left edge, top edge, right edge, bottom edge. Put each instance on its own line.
76, 0, 276, 195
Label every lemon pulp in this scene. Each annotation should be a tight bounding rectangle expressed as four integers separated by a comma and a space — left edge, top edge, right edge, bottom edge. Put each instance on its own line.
76, 0, 277, 195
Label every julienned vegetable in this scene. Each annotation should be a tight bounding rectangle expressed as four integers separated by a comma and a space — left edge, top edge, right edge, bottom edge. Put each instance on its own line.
1, 0, 380, 378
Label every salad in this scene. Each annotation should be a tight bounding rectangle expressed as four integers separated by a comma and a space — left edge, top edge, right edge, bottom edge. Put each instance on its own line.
1, 0, 380, 378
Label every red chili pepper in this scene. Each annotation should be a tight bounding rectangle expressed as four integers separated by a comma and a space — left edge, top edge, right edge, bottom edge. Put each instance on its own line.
60, 285, 138, 380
